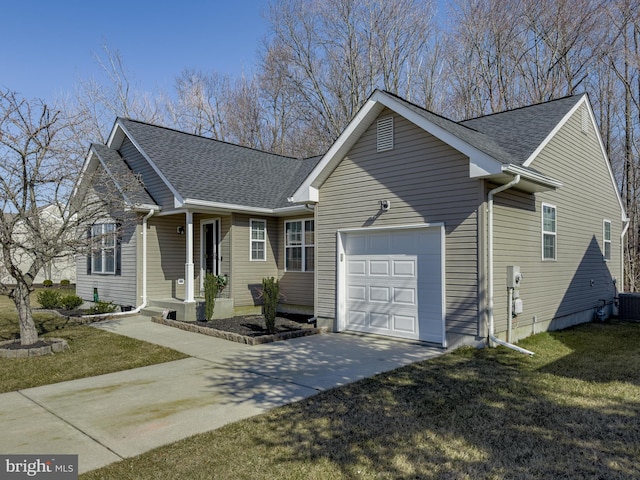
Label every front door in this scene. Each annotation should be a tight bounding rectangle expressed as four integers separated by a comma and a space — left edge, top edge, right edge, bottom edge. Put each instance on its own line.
201, 219, 220, 292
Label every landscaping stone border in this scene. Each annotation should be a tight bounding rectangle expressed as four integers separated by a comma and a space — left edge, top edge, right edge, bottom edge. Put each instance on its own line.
152, 316, 326, 345
0, 338, 69, 358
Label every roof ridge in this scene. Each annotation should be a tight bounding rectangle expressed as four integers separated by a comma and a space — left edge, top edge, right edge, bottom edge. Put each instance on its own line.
460, 93, 585, 123
118, 117, 302, 161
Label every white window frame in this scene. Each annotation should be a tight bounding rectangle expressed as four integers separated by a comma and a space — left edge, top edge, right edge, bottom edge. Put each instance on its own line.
91, 223, 117, 274
542, 203, 557, 261
284, 219, 314, 272
603, 219, 611, 261
250, 219, 267, 261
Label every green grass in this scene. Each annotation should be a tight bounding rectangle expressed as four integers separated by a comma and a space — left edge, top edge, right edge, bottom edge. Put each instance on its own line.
0, 294, 188, 393
82, 320, 640, 479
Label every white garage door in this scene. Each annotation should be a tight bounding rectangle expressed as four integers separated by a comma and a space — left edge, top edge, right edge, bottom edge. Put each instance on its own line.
341, 226, 444, 344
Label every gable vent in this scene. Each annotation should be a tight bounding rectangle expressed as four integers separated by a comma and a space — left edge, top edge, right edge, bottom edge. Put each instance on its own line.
581, 104, 589, 134
377, 116, 394, 152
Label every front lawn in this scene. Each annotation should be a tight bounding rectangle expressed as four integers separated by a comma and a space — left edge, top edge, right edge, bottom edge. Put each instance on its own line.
0, 297, 187, 393
82, 320, 640, 479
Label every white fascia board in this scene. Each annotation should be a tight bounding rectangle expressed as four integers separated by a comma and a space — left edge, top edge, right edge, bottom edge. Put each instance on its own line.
524, 95, 626, 220
291, 91, 503, 203
522, 96, 585, 168
503, 164, 563, 189
182, 198, 306, 216
291, 97, 386, 203
374, 94, 503, 177
114, 120, 185, 206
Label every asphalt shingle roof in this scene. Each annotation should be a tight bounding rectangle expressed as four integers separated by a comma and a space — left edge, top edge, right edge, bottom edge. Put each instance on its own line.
383, 90, 584, 166
118, 119, 320, 209
91, 143, 158, 207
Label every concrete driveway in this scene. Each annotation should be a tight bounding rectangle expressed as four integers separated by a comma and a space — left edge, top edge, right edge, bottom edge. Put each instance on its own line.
0, 316, 443, 473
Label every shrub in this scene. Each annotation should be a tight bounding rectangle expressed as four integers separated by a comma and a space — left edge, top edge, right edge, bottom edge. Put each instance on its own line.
59, 294, 84, 310
42, 279, 53, 288
261, 277, 280, 334
37, 289, 61, 309
59, 279, 71, 288
89, 300, 117, 315
204, 274, 228, 320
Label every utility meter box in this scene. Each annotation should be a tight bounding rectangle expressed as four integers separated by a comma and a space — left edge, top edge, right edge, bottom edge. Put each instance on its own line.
507, 265, 522, 288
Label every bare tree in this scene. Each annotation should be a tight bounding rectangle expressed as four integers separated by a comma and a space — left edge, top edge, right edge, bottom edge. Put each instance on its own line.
262, 0, 436, 149
0, 89, 139, 346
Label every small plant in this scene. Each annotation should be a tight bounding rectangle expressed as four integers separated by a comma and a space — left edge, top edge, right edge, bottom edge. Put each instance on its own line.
59, 294, 84, 311
37, 289, 61, 309
42, 279, 53, 288
60, 279, 71, 288
204, 274, 228, 320
261, 277, 280, 334
89, 300, 117, 315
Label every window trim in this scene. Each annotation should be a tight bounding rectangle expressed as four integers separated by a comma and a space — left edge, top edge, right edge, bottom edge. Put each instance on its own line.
284, 218, 314, 272
250, 218, 267, 262
91, 223, 117, 275
603, 219, 611, 261
541, 203, 557, 261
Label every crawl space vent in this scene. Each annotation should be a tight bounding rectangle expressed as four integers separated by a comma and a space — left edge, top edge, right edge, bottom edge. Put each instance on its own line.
377, 116, 394, 152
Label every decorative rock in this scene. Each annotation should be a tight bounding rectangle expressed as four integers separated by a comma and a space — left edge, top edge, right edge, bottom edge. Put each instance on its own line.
0, 338, 69, 358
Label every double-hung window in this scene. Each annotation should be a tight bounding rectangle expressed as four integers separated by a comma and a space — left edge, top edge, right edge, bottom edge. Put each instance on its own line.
91, 223, 117, 274
603, 220, 611, 261
542, 204, 557, 261
285, 219, 314, 272
250, 219, 267, 261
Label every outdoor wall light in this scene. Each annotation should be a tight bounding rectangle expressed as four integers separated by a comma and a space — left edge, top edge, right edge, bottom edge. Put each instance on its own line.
379, 199, 391, 211
177, 226, 185, 235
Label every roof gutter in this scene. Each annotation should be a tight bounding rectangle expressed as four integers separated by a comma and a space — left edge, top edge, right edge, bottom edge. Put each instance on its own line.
487, 175, 535, 356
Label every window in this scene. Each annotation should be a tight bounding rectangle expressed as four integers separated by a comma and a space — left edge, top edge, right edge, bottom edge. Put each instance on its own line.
603, 220, 611, 261
250, 219, 267, 261
542, 204, 557, 260
91, 223, 117, 274
285, 219, 314, 271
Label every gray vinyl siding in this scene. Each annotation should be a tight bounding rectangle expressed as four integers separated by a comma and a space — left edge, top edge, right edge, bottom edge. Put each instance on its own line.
119, 137, 173, 208
145, 216, 187, 299
491, 107, 623, 336
317, 110, 482, 336
277, 214, 315, 307
75, 218, 138, 307
230, 214, 279, 307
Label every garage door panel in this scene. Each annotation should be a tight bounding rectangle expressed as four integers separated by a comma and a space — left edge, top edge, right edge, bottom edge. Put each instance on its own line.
343, 228, 444, 344
347, 259, 366, 275
370, 286, 390, 303
393, 287, 416, 305
393, 315, 417, 333
369, 260, 390, 276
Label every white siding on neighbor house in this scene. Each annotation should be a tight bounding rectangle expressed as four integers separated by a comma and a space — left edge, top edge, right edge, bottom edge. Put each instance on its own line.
119, 137, 173, 208
317, 109, 482, 337
491, 107, 623, 338
75, 218, 139, 307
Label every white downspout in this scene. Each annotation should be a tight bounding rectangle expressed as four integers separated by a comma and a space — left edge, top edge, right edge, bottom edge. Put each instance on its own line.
487, 175, 535, 356
82, 208, 155, 319
621, 217, 630, 290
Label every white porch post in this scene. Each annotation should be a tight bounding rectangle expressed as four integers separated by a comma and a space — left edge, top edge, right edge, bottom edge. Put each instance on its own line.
184, 210, 195, 303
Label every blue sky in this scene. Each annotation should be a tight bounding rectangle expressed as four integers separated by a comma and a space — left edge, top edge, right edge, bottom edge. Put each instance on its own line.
1, 0, 269, 101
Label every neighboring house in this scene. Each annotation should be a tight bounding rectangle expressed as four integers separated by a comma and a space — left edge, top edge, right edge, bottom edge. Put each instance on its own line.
74, 118, 320, 320
291, 90, 626, 349
76, 90, 626, 350
0, 205, 76, 285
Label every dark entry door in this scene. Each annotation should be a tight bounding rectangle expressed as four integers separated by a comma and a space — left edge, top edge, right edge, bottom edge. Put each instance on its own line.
203, 220, 220, 276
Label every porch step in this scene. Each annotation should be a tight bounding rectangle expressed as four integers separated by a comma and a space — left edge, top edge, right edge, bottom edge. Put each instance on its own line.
139, 306, 166, 318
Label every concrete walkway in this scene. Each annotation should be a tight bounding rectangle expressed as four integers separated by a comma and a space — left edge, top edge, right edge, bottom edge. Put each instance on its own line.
0, 316, 443, 474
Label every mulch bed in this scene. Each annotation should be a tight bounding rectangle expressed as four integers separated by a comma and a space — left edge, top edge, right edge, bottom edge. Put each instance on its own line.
153, 313, 325, 345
